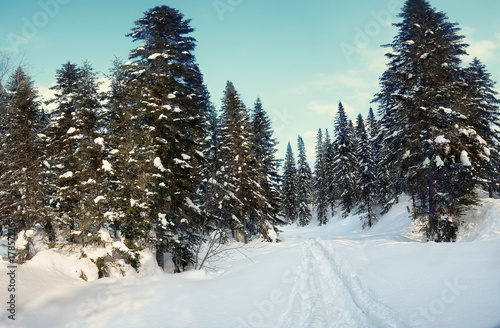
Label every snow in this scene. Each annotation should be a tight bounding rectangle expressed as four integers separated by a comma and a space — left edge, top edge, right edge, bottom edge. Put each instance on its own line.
434, 135, 450, 144
94, 196, 106, 204
148, 53, 169, 60
435, 155, 444, 167
420, 53, 429, 60
1, 197, 499, 328
102, 160, 113, 172
167, 93, 176, 99
59, 171, 73, 179
154, 157, 166, 172
460, 150, 472, 166
94, 137, 104, 146
66, 127, 77, 134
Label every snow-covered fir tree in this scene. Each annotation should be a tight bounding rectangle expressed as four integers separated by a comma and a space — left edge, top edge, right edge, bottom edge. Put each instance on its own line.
366, 107, 392, 213
45, 62, 86, 243
219, 81, 265, 242
462, 58, 500, 197
296, 136, 313, 226
102, 58, 155, 252
323, 129, 336, 213
374, 0, 487, 241
0, 67, 47, 260
314, 129, 329, 225
71, 61, 106, 245
355, 114, 378, 228
251, 98, 284, 238
127, 5, 210, 270
332, 102, 357, 218
281, 142, 298, 223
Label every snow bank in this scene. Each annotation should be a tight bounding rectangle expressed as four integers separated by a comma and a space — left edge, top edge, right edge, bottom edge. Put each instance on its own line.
458, 197, 500, 241
1, 196, 499, 328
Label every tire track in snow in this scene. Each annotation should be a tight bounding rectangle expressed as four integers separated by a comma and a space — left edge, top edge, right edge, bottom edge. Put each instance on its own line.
277, 239, 408, 328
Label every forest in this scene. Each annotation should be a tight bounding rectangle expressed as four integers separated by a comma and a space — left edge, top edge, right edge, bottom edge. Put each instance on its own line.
1, 0, 499, 276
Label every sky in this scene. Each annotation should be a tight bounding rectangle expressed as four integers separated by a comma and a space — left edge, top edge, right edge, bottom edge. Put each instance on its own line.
1, 0, 500, 161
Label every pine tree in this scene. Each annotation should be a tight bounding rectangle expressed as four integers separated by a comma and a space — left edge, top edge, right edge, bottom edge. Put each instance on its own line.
45, 61, 106, 245
219, 81, 264, 241
296, 136, 313, 226
127, 5, 210, 270
281, 142, 297, 223
374, 0, 484, 241
45, 62, 83, 242
197, 104, 226, 236
355, 114, 378, 228
251, 98, 284, 238
102, 58, 155, 250
462, 58, 500, 197
332, 102, 357, 217
366, 107, 392, 212
314, 129, 329, 225
72, 61, 106, 244
1, 67, 47, 260
323, 129, 336, 213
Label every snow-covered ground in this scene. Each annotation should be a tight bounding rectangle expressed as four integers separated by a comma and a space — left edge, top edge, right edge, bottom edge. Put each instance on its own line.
1, 196, 499, 328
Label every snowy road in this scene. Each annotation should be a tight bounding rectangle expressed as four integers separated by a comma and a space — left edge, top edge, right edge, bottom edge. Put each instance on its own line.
277, 239, 407, 328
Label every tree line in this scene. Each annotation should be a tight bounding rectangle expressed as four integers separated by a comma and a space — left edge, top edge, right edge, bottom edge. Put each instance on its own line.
0, 6, 283, 272
281, 0, 500, 242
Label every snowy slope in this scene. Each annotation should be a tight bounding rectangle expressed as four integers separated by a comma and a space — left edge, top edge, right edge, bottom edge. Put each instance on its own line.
1, 197, 499, 328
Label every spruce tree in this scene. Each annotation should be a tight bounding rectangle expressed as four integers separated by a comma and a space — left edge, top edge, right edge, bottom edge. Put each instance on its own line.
251, 98, 284, 238
0, 67, 46, 257
72, 61, 106, 244
314, 129, 329, 225
332, 102, 357, 217
366, 107, 392, 212
355, 114, 377, 228
45, 62, 83, 242
127, 5, 210, 270
323, 129, 336, 213
281, 142, 298, 223
296, 136, 313, 226
219, 81, 264, 241
374, 0, 485, 241
462, 58, 500, 197
45, 61, 105, 245
102, 58, 155, 249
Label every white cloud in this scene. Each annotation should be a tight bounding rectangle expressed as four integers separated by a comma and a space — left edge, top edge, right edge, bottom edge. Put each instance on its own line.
302, 130, 317, 139
461, 26, 500, 63
467, 39, 499, 62
342, 102, 357, 116
309, 101, 339, 116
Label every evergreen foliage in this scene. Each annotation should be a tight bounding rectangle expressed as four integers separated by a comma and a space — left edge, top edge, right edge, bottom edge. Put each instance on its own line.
332, 102, 357, 218
296, 136, 313, 226
355, 114, 378, 228
0, 68, 46, 254
127, 5, 210, 270
281, 142, 298, 223
374, 0, 485, 241
314, 129, 329, 225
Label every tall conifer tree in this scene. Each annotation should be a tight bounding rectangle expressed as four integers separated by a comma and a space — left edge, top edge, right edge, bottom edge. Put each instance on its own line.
127, 5, 210, 270
296, 136, 313, 226
374, 0, 486, 241
281, 142, 298, 223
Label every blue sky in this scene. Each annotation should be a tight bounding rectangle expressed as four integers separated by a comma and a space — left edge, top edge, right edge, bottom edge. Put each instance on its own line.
1, 0, 500, 161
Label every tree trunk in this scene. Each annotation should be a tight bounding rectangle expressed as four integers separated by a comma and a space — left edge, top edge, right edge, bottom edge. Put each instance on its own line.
428, 172, 437, 241
156, 224, 164, 270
